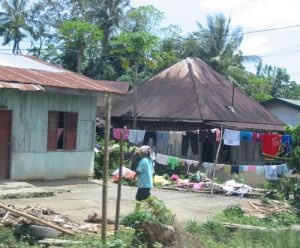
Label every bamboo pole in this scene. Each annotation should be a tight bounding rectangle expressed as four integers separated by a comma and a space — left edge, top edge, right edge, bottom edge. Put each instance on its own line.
0, 203, 74, 235
210, 125, 223, 197
102, 94, 111, 241
115, 128, 124, 234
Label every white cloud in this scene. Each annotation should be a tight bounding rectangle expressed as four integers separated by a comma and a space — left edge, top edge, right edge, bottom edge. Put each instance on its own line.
196, 0, 300, 30
240, 36, 273, 55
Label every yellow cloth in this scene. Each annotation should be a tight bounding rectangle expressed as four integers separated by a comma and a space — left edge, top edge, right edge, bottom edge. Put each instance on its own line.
223, 165, 231, 173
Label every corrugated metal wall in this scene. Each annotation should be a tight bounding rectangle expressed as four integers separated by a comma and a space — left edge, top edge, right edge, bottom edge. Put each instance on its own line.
0, 89, 97, 180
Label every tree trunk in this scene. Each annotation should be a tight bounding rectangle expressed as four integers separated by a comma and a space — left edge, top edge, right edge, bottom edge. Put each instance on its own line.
77, 43, 84, 74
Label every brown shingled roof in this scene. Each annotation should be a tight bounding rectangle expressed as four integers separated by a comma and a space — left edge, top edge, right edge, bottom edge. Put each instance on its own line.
111, 58, 285, 131
0, 53, 129, 95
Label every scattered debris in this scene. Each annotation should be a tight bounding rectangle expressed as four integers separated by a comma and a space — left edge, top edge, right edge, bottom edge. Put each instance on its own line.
241, 200, 297, 218
0, 203, 116, 239
85, 212, 115, 224
161, 179, 268, 198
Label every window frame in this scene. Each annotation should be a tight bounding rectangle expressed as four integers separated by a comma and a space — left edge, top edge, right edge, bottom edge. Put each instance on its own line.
47, 111, 78, 151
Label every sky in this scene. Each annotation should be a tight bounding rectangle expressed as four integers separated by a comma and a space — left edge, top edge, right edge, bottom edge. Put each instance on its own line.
131, 0, 300, 83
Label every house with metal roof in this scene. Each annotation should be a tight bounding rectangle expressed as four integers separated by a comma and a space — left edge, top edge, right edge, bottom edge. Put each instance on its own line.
261, 98, 300, 127
111, 58, 285, 132
110, 58, 286, 168
0, 53, 128, 180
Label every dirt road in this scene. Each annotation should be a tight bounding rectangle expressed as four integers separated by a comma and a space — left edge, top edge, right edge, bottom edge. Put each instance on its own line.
2, 179, 252, 224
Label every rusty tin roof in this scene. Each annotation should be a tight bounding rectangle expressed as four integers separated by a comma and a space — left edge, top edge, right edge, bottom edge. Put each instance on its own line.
0, 53, 129, 94
111, 58, 285, 131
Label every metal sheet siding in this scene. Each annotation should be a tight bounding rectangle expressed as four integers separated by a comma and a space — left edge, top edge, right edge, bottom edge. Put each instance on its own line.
0, 90, 96, 180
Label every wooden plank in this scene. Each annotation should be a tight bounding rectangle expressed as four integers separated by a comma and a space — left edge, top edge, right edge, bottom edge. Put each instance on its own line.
0, 203, 74, 235
37, 239, 83, 245
219, 222, 293, 232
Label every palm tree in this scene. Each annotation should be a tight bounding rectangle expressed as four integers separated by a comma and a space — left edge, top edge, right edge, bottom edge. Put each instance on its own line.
0, 0, 33, 54
190, 14, 246, 74
87, 0, 129, 56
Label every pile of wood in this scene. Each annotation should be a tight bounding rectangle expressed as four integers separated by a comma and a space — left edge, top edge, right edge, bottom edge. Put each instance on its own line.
0, 202, 116, 238
241, 200, 297, 218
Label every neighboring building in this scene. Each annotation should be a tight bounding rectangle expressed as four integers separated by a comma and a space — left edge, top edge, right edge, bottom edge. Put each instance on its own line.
0, 53, 128, 180
261, 98, 300, 127
111, 58, 284, 132
110, 58, 285, 169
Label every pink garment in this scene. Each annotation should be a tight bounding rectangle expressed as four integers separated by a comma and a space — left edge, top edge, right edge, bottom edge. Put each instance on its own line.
211, 128, 221, 142
193, 182, 205, 190
113, 128, 129, 140
171, 174, 180, 181
252, 133, 261, 143
248, 166, 256, 172
57, 128, 64, 141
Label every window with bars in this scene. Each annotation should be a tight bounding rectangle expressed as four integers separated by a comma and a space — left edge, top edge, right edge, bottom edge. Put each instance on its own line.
47, 111, 78, 151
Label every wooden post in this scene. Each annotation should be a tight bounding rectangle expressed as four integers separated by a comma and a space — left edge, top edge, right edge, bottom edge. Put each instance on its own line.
102, 94, 111, 241
115, 128, 124, 234
133, 63, 138, 129
211, 125, 223, 197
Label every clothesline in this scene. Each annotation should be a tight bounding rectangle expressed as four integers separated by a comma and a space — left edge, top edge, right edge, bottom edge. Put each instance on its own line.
110, 128, 293, 159
154, 151, 288, 180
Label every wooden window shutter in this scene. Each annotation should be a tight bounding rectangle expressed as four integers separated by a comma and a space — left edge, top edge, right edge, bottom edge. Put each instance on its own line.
47, 112, 59, 150
65, 112, 78, 150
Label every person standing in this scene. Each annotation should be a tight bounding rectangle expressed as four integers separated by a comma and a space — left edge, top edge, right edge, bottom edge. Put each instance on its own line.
134, 146, 155, 201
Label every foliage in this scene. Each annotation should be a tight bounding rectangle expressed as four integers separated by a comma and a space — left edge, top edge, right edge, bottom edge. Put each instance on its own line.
0, 228, 32, 247
285, 124, 300, 172
0, 226, 136, 248
227, 66, 273, 101
0, 0, 297, 103
121, 196, 174, 227
216, 204, 297, 228
186, 219, 300, 248
187, 13, 247, 75
93, 138, 133, 179
0, 0, 34, 54
262, 177, 300, 203
232, 174, 245, 183
257, 64, 298, 99
123, 5, 164, 35
58, 20, 103, 73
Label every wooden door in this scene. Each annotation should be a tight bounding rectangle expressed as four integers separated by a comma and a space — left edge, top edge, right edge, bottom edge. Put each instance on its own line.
0, 110, 11, 179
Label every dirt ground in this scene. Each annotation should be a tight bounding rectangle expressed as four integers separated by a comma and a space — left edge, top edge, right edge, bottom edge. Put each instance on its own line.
2, 179, 254, 224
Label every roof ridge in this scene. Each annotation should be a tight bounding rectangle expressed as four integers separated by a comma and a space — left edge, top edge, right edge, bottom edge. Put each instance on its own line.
186, 58, 203, 120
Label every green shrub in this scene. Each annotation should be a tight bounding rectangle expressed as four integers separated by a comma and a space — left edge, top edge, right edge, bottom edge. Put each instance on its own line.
264, 211, 297, 226
121, 196, 174, 227
223, 205, 244, 218
185, 220, 300, 248
94, 138, 133, 179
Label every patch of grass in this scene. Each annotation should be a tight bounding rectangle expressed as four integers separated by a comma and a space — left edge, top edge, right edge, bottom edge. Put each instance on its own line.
215, 205, 297, 228
185, 220, 300, 248
0, 228, 34, 248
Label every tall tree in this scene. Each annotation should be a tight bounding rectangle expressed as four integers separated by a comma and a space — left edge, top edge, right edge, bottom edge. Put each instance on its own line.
257, 63, 298, 99
186, 14, 247, 75
59, 20, 103, 73
112, 6, 162, 128
28, 0, 68, 58
87, 0, 129, 57
0, 0, 33, 54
